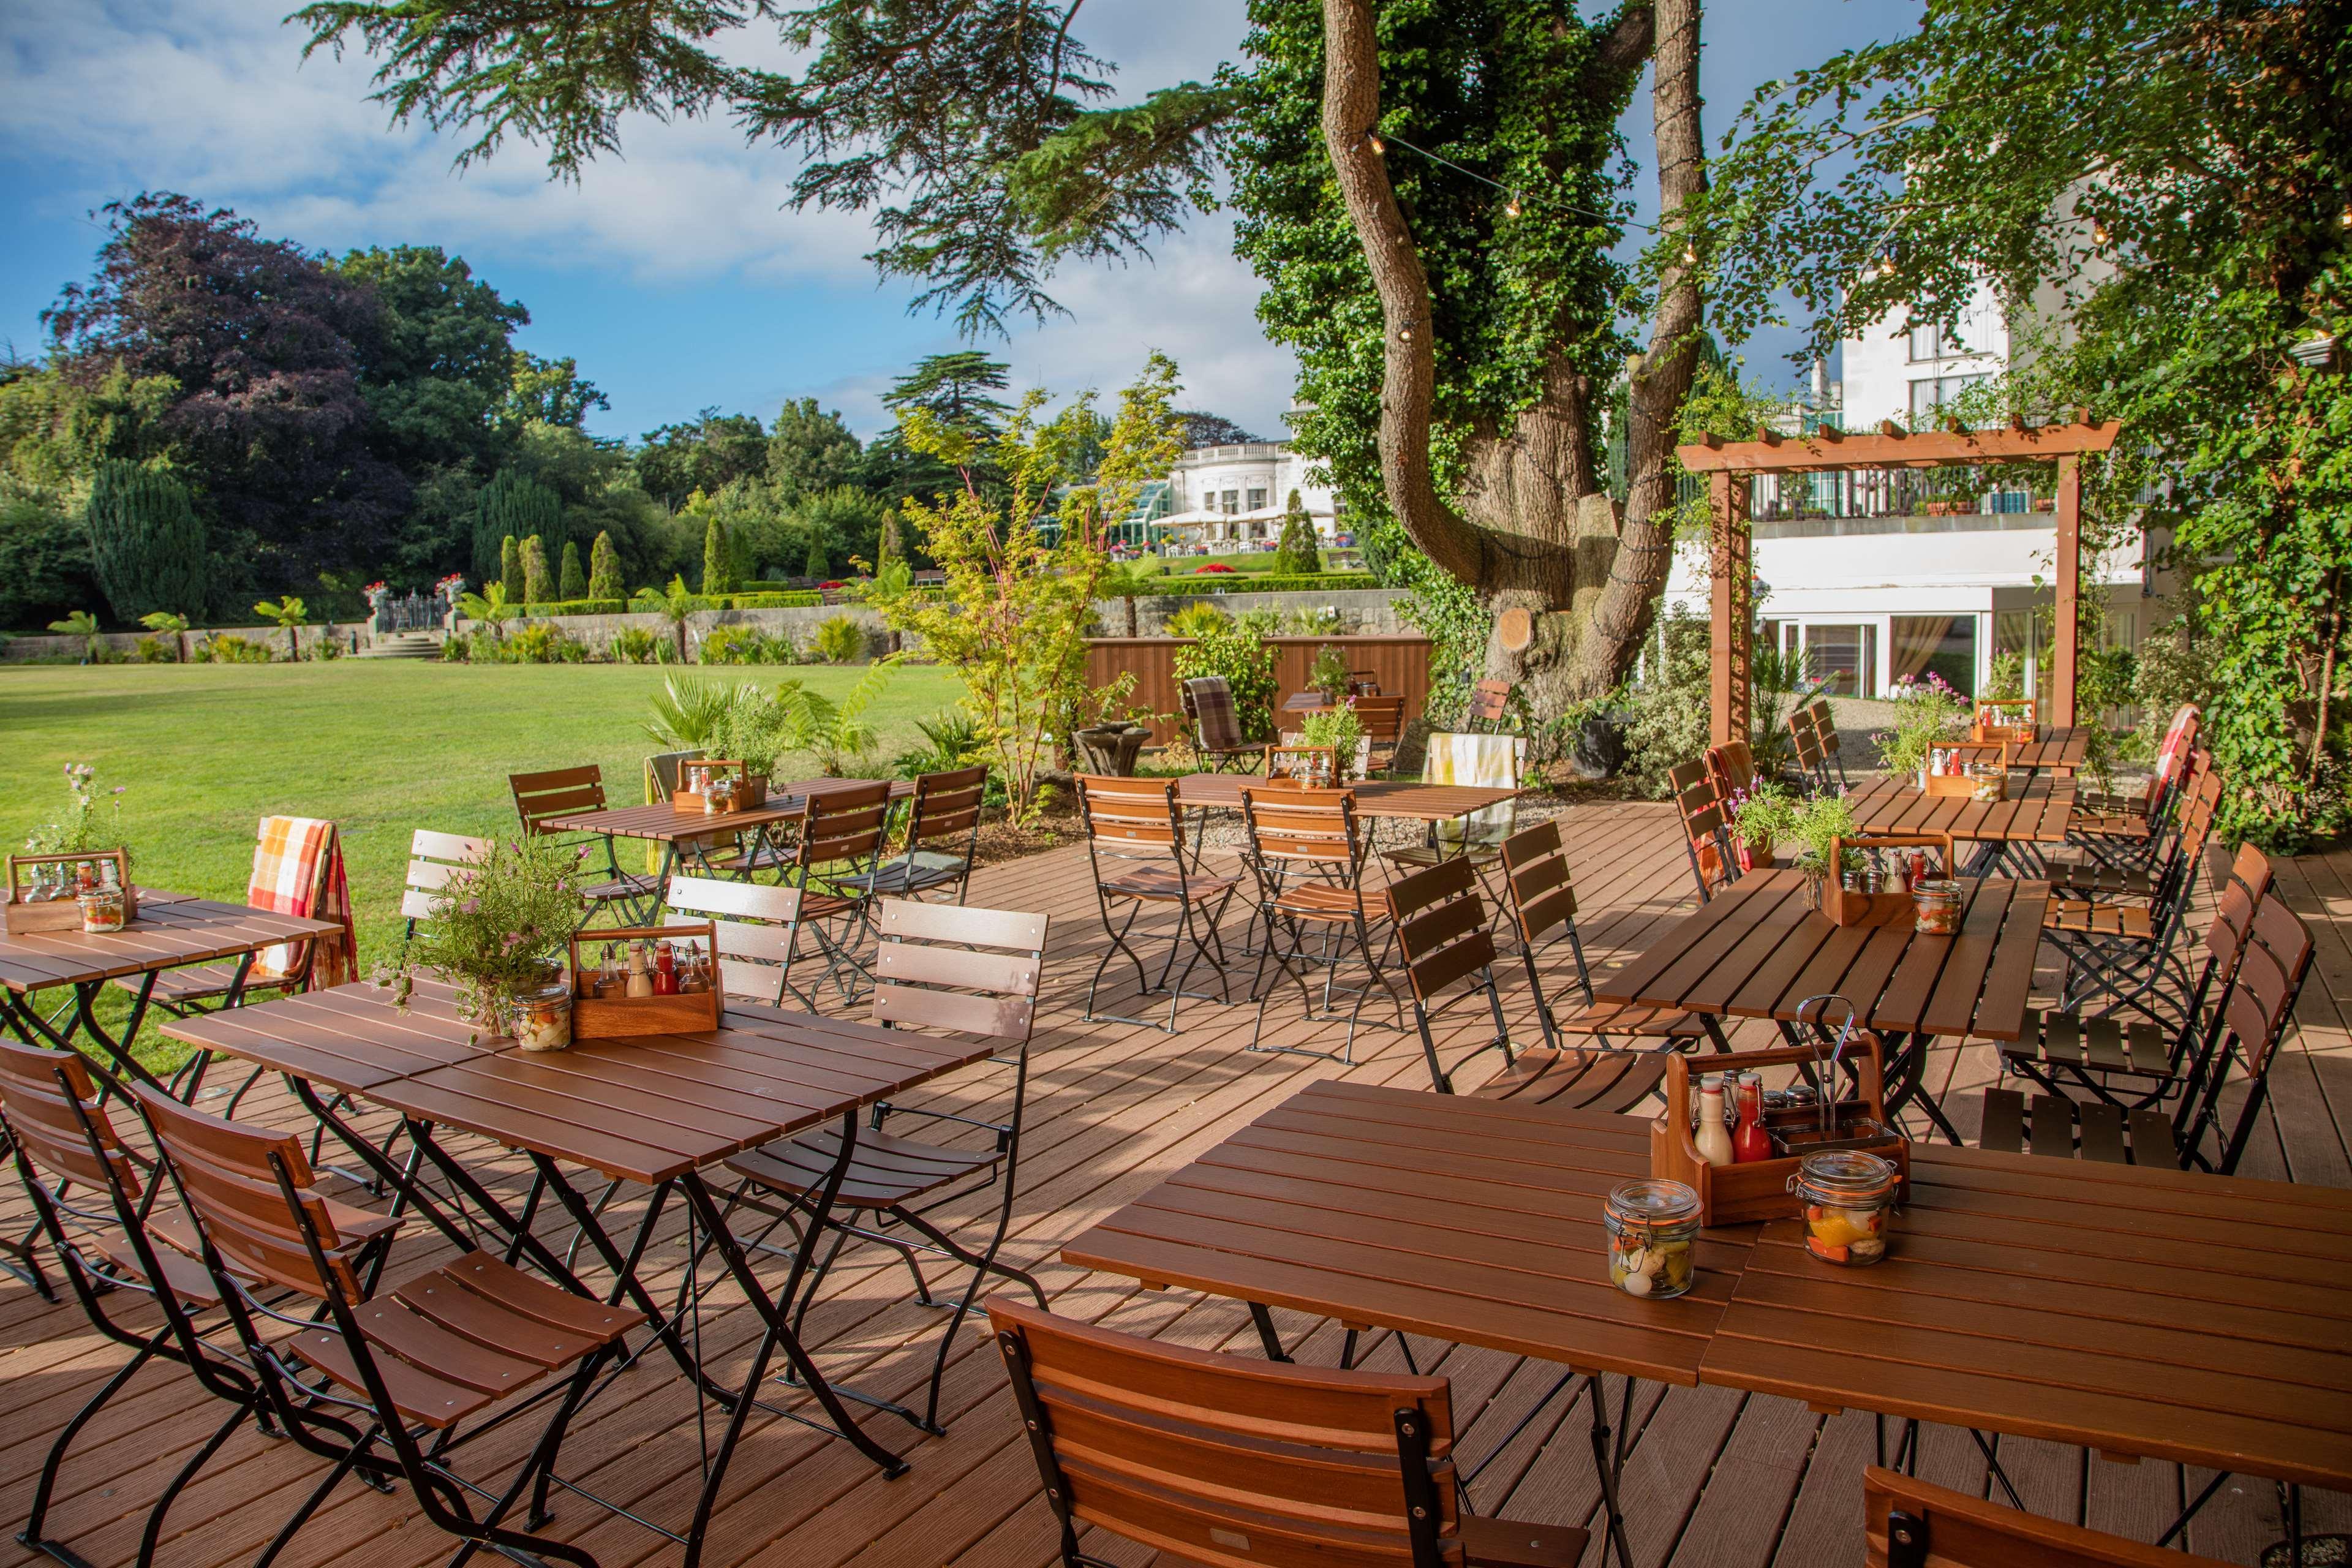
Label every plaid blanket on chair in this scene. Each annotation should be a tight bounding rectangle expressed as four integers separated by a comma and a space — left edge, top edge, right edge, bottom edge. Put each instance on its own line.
247, 816, 356, 989
1187, 677, 1247, 753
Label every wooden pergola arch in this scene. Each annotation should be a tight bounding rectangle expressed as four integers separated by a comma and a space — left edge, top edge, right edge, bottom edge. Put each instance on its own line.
1675, 415, 2124, 747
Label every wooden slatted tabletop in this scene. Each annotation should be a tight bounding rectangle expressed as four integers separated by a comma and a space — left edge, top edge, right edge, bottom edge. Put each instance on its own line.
1593, 868, 2050, 1041
1176, 774, 1521, 823
1701, 1140, 2352, 1491
157, 974, 508, 1094
1845, 774, 2076, 843
0, 891, 342, 994
361, 992, 998, 1186
2007, 725, 2090, 774
1060, 1079, 1755, 1387
539, 776, 916, 845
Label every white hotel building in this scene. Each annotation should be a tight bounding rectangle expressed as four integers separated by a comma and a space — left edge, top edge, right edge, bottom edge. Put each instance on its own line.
1142, 442, 1348, 551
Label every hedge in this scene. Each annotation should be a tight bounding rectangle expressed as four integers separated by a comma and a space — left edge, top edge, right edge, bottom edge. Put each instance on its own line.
1126, 573, 1380, 597
512, 591, 826, 616
712, 591, 824, 609
519, 599, 627, 617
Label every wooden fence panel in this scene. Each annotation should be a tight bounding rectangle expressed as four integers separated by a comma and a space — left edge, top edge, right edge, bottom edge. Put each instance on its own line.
1085, 635, 1434, 744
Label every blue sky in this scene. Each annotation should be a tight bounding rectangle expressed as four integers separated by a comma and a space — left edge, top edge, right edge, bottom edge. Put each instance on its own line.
0, 1, 1908, 447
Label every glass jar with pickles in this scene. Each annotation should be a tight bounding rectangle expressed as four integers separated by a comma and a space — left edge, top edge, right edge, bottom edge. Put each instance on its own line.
1912, 878, 1964, 935
1602, 1178, 1701, 1299
1790, 1149, 1899, 1265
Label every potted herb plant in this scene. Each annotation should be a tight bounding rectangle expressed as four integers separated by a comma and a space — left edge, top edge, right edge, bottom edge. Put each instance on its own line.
375, 835, 590, 1038
1308, 643, 1353, 704
1785, 792, 1860, 908
1727, 781, 1795, 870
1298, 701, 1369, 780
1877, 673, 1968, 786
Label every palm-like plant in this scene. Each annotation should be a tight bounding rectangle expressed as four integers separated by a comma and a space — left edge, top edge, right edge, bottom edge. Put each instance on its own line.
140, 611, 192, 663
1097, 560, 1159, 638
777, 667, 892, 776
643, 674, 739, 750
47, 610, 104, 665
630, 575, 706, 663
252, 597, 309, 660
456, 582, 519, 639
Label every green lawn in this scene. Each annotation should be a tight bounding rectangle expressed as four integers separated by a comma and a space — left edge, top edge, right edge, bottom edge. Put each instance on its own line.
1, 660, 963, 1064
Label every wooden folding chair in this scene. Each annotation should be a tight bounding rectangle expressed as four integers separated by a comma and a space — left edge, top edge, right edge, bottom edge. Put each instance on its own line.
778, 780, 896, 1006
1076, 775, 1239, 1032
509, 764, 659, 923
135, 1085, 641, 1568
1493, 821, 1709, 1087
116, 816, 344, 1019
1352, 693, 1408, 777
714, 900, 1050, 1435
0, 1039, 305, 1568
834, 764, 987, 905
1789, 704, 1831, 793
1384, 858, 1521, 1095
2069, 742, 2207, 876
1866, 1466, 2231, 1567
1465, 677, 1516, 734
1180, 676, 1267, 773
2042, 763, 2223, 1024
988, 1296, 1585, 1568
1237, 783, 1403, 1061
1670, 760, 1738, 903
1983, 883, 2312, 1174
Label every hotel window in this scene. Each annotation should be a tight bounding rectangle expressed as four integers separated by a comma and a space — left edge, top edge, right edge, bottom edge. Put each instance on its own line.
1907, 320, 1944, 361
1246, 488, 1267, 511
1221, 490, 1239, 514
1909, 372, 1990, 421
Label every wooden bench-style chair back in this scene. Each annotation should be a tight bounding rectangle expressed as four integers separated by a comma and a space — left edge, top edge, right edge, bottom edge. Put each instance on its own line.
790, 780, 894, 879
869, 899, 1047, 1043
0, 1040, 135, 1204
1809, 700, 1841, 754
1352, 693, 1406, 741
134, 1084, 367, 1304
401, 829, 492, 930
1670, 760, 1733, 900
509, 765, 608, 837
1466, 678, 1513, 731
2199, 843, 2275, 981
1240, 784, 1363, 878
1866, 1466, 2230, 1568
2154, 760, 2224, 914
905, 765, 987, 855
1077, 775, 1185, 861
2224, 893, 2313, 1082
1705, 741, 1755, 802
987, 1297, 1470, 1568
663, 875, 801, 1004
2143, 704, 2203, 813
1499, 820, 1578, 949
1387, 857, 1499, 1010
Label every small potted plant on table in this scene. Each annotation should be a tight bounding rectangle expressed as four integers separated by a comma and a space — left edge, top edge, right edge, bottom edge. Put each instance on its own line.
1785, 793, 1860, 910
1877, 674, 1968, 788
1727, 780, 1795, 870
1298, 701, 1369, 780
376, 835, 590, 1042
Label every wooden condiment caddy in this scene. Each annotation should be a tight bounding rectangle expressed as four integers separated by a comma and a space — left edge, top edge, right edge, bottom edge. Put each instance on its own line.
566, 923, 723, 1038
4, 850, 138, 935
1649, 1041, 1909, 1226
673, 760, 768, 815
1971, 698, 2035, 744
1919, 740, 2012, 799
1821, 832, 1953, 927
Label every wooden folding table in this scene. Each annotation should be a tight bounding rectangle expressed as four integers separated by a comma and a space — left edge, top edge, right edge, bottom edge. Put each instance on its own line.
1061, 1078, 1759, 1568
537, 777, 917, 909
1844, 774, 2075, 875
1593, 867, 2050, 1143
161, 980, 996, 1568
1702, 1139, 2352, 1548
2007, 725, 2091, 775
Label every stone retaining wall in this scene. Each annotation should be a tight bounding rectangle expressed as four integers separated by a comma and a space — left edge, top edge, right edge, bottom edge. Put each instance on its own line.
0, 623, 366, 663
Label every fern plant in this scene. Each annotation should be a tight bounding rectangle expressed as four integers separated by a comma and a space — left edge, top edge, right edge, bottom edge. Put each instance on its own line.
777, 667, 892, 775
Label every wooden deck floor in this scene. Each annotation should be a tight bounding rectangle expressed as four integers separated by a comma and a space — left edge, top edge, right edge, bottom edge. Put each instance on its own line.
4, 799, 2348, 1568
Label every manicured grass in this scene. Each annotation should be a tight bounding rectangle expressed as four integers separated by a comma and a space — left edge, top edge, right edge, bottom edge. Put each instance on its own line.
0, 660, 964, 1065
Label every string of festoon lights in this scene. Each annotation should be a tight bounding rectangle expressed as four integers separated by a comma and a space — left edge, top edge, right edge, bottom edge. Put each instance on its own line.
1365, 127, 1699, 267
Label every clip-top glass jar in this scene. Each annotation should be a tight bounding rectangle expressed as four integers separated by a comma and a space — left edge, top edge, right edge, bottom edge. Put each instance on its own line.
1790, 1149, 1899, 1265
78, 886, 126, 933
513, 979, 575, 1052
1603, 1178, 1701, 1298
1912, 878, 1964, 935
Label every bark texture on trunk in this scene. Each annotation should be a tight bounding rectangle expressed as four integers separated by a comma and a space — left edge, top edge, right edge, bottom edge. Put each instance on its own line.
1319, 0, 1704, 717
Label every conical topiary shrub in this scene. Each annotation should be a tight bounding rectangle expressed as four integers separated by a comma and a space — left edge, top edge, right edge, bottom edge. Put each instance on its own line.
85, 460, 208, 623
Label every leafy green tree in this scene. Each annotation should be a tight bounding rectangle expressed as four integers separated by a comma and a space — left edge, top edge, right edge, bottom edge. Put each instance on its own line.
252, 596, 309, 660
139, 609, 192, 663
587, 529, 624, 601
505, 420, 676, 584
1175, 412, 1260, 448
1692, 0, 2350, 845
521, 533, 551, 605
47, 609, 105, 664
84, 459, 208, 623
337, 245, 528, 475
559, 539, 586, 599
473, 468, 564, 584
502, 352, 606, 429
456, 581, 518, 639
0, 497, 99, 631
793, 485, 888, 578
883, 352, 1011, 436
288, 0, 1707, 719
630, 575, 706, 663
636, 408, 767, 510
499, 533, 524, 600
702, 512, 736, 594
1269, 489, 1318, 576
765, 397, 864, 501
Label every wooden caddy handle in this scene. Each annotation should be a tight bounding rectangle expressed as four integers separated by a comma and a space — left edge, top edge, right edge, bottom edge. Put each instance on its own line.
1659, 1033, 1891, 1135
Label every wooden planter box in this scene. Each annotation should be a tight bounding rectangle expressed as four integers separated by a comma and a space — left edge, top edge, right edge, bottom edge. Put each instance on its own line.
1822, 832, 1954, 927
4, 850, 138, 935
1649, 1042, 1909, 1226
1972, 699, 2036, 744
1920, 740, 2012, 799
673, 760, 769, 815
567, 923, 723, 1038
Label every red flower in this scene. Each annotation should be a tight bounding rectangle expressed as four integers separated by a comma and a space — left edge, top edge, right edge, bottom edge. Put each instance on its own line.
1194, 562, 1236, 574
819, 579, 846, 590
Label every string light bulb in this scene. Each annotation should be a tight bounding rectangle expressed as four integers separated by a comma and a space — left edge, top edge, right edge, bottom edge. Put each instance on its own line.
2339, 203, 2351, 228
2092, 219, 2109, 245
1877, 254, 1897, 277
1504, 191, 1522, 218
1398, 324, 1414, 342
1681, 243, 1697, 266
1367, 131, 1385, 155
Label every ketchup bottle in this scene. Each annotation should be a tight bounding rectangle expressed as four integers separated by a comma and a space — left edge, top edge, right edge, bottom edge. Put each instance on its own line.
1732, 1072, 1774, 1164
652, 942, 679, 996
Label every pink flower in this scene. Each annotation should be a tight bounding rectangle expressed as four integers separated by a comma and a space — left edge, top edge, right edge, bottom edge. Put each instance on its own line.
461, 898, 480, 914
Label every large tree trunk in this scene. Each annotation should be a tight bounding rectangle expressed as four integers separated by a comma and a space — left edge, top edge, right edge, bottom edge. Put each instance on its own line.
1320, 0, 1705, 719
